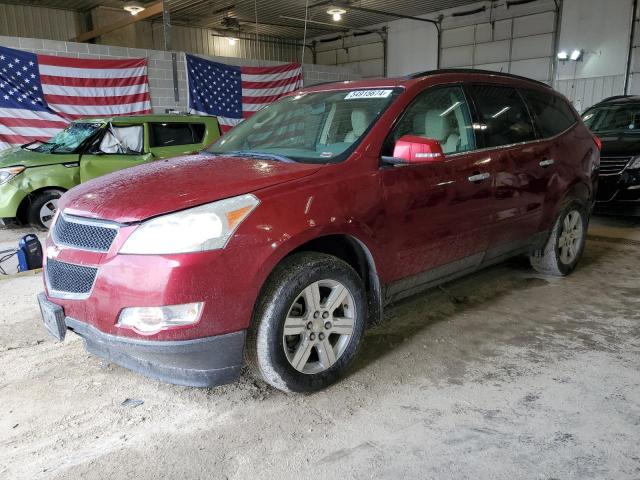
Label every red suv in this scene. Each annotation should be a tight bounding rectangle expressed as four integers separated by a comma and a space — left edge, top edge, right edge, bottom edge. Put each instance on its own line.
38, 70, 599, 393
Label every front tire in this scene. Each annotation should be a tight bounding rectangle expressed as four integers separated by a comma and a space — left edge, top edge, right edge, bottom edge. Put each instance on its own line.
530, 202, 588, 276
27, 189, 62, 230
246, 252, 367, 393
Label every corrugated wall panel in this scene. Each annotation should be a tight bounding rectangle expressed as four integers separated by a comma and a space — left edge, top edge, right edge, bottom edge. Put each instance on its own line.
556, 75, 626, 113
0, 3, 78, 41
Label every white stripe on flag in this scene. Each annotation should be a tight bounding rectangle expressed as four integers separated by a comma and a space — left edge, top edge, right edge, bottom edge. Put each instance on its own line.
240, 68, 302, 83
0, 125, 63, 137
217, 117, 243, 127
243, 103, 270, 112
242, 68, 302, 82
0, 108, 68, 122
48, 100, 151, 116
242, 85, 300, 97
41, 83, 149, 97
39, 64, 148, 79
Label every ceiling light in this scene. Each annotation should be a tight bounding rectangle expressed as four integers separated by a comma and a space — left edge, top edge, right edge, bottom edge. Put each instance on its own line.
557, 50, 568, 60
327, 7, 346, 21
227, 37, 237, 46
570, 49, 583, 61
123, 1, 145, 15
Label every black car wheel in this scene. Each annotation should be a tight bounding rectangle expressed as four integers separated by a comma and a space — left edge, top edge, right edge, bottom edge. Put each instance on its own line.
27, 189, 63, 230
246, 252, 367, 393
530, 201, 588, 276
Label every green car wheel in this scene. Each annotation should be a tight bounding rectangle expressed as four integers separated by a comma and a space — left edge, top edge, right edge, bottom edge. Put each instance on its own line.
28, 189, 62, 230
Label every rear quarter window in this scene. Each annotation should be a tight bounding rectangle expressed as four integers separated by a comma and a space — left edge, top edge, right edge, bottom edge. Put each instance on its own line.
467, 84, 537, 148
149, 122, 206, 148
520, 89, 577, 138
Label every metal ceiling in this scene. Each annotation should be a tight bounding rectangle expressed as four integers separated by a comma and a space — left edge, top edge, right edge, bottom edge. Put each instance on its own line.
2, 0, 483, 39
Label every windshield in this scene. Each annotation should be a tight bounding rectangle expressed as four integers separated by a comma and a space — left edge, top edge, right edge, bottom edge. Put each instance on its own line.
582, 103, 640, 134
27, 122, 104, 154
207, 88, 401, 163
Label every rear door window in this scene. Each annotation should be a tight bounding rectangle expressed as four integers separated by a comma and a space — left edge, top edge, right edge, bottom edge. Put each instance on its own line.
521, 89, 577, 138
150, 122, 206, 147
467, 84, 536, 148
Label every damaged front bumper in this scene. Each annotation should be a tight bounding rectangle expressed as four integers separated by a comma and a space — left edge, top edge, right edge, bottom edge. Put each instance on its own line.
37, 293, 246, 387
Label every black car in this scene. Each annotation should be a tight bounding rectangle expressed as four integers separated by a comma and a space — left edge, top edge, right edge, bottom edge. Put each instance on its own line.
583, 96, 640, 215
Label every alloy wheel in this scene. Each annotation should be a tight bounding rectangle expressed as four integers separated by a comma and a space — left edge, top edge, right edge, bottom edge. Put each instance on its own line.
558, 210, 583, 265
39, 199, 58, 228
282, 279, 356, 375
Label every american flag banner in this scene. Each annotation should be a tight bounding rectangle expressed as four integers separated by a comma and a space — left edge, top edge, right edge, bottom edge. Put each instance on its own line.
0, 45, 151, 149
186, 54, 303, 133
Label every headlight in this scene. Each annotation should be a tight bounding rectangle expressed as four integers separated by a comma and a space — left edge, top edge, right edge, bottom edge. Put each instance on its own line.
117, 303, 203, 335
628, 156, 640, 169
0, 166, 25, 185
119, 193, 259, 254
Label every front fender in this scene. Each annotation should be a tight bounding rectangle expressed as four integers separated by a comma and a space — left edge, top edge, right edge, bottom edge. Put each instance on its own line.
229, 168, 387, 322
0, 164, 79, 218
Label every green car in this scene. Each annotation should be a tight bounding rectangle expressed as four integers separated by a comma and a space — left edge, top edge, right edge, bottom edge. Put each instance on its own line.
0, 114, 220, 229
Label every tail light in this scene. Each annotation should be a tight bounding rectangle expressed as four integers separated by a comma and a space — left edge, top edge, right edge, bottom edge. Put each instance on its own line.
593, 135, 602, 150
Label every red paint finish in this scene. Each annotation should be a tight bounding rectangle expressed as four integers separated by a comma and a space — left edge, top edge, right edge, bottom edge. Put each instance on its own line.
392, 135, 445, 163
44, 71, 598, 343
61, 155, 322, 223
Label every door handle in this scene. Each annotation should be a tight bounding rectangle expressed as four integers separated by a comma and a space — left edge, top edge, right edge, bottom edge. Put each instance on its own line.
468, 172, 491, 183
539, 159, 555, 167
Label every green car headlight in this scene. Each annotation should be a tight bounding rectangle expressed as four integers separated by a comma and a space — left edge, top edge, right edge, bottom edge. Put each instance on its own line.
0, 166, 25, 185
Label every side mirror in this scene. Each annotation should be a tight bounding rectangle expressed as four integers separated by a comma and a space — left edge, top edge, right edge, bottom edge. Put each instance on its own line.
385, 135, 445, 165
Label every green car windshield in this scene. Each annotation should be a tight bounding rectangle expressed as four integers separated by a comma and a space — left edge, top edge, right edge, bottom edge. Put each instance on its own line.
27, 122, 104, 154
207, 88, 401, 163
582, 103, 640, 134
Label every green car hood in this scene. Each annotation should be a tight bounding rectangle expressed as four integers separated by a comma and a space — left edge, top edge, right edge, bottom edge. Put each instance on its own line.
0, 146, 77, 169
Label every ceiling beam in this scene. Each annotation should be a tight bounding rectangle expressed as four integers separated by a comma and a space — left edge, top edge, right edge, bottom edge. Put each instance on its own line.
71, 1, 164, 43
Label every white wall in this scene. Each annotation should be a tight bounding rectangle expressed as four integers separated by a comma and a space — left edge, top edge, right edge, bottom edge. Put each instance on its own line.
554, 0, 634, 111
314, 32, 385, 77
313, 0, 639, 111
557, 0, 632, 80
439, 0, 557, 83
387, 19, 439, 76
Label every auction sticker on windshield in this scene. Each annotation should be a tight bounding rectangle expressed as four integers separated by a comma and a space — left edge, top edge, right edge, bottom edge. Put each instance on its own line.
344, 90, 393, 100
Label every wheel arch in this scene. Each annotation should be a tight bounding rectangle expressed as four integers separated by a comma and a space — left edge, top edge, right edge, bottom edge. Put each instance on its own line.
255, 233, 383, 328
16, 186, 66, 224
563, 180, 592, 207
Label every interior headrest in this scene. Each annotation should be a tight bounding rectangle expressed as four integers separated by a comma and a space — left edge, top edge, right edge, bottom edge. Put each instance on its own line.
412, 112, 426, 134
351, 109, 371, 136
425, 110, 449, 141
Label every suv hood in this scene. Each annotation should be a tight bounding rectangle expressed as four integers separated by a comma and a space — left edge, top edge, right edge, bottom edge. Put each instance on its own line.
61, 153, 322, 223
597, 133, 640, 157
0, 146, 74, 168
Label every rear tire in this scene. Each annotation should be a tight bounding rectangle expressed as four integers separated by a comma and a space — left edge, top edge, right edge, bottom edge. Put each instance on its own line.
27, 189, 62, 230
246, 252, 366, 393
530, 202, 588, 276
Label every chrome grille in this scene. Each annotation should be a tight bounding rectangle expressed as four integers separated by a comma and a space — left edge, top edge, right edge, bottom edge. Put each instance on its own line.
52, 214, 118, 252
46, 259, 97, 298
599, 157, 631, 175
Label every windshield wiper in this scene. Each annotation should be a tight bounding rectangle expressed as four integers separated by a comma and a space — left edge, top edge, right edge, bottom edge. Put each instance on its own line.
224, 150, 296, 163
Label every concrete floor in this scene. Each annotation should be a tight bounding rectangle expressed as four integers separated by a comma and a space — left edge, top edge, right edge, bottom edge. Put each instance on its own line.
0, 216, 638, 479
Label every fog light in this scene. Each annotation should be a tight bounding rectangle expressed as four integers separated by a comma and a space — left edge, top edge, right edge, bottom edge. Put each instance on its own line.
117, 303, 203, 335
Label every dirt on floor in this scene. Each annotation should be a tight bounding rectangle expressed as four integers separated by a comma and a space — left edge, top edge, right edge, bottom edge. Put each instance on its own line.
0, 217, 639, 480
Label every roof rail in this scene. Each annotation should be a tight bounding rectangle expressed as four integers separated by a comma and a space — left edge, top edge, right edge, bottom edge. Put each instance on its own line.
405, 68, 551, 89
